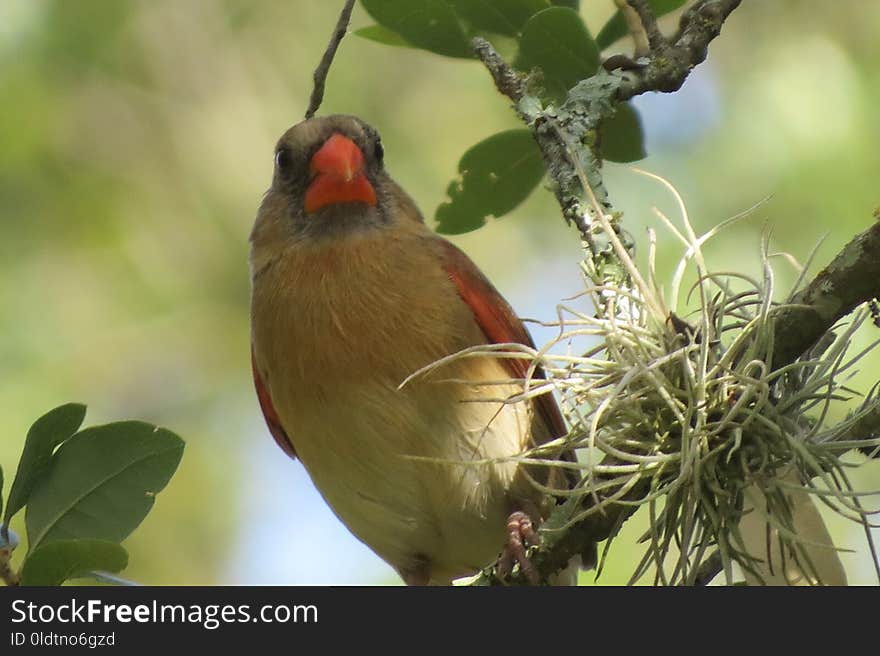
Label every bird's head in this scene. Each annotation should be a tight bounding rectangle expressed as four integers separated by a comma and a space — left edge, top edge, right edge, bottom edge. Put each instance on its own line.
250, 115, 427, 276
256, 115, 397, 242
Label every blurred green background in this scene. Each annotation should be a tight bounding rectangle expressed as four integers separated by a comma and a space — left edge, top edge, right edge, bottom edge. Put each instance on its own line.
1, 0, 877, 585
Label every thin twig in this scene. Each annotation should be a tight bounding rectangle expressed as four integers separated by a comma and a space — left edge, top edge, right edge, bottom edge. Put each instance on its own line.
0, 564, 19, 586
612, 0, 651, 56
0, 533, 20, 587
472, 37, 607, 246
622, 0, 666, 54
472, 39, 525, 102
304, 0, 356, 119
88, 571, 142, 586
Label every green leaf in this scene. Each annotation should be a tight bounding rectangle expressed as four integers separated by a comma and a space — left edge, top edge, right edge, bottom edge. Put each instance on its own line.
515, 7, 599, 101
25, 421, 184, 551
20, 539, 128, 586
354, 25, 415, 48
4, 403, 87, 527
600, 102, 646, 163
361, 0, 473, 58
435, 129, 545, 234
446, 0, 549, 36
550, 0, 579, 9
595, 0, 686, 50
0, 464, 4, 520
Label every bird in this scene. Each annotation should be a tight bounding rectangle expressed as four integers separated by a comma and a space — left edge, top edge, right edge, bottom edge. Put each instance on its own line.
249, 114, 576, 585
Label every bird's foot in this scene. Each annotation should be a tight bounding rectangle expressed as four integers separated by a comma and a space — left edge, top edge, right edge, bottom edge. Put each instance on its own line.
496, 511, 541, 585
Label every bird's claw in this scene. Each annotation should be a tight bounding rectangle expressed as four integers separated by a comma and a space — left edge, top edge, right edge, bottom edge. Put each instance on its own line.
496, 511, 541, 585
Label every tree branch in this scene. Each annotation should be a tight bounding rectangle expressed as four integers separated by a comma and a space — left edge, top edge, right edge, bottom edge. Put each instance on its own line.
304, 0, 356, 119
474, 0, 741, 261
473, 38, 608, 248
773, 219, 880, 369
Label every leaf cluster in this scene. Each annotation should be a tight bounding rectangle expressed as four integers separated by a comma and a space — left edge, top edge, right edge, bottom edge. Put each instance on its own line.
0, 405, 184, 586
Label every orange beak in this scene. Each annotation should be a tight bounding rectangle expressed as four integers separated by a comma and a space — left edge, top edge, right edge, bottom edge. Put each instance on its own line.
304, 133, 378, 213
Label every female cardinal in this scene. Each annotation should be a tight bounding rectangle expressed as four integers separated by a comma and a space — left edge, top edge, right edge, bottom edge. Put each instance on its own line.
249, 115, 575, 585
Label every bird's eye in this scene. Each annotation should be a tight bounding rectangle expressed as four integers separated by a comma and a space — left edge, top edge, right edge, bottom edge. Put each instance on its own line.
275, 147, 292, 172
374, 139, 384, 164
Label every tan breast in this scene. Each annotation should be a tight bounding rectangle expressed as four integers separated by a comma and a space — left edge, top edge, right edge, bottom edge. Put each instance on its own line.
252, 220, 485, 382
250, 220, 538, 581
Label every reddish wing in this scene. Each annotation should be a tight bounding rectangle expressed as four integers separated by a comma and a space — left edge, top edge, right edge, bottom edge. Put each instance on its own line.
252, 349, 297, 459
438, 240, 567, 441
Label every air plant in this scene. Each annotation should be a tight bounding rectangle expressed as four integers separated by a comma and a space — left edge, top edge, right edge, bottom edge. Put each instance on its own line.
418, 171, 880, 586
